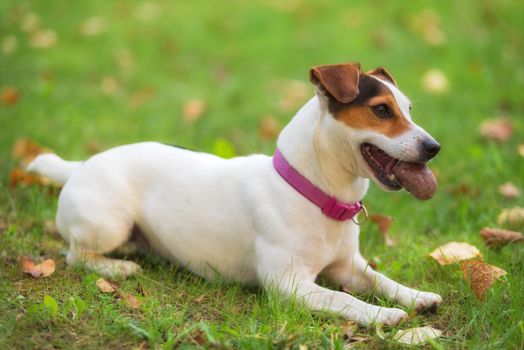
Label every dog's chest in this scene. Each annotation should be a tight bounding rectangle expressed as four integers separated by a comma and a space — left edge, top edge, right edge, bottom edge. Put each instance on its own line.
300, 222, 360, 274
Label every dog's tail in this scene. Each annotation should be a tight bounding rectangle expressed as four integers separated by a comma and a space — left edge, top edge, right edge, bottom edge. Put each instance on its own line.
27, 154, 82, 185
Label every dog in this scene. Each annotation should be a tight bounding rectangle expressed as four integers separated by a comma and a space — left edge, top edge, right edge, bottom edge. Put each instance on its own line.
28, 63, 442, 326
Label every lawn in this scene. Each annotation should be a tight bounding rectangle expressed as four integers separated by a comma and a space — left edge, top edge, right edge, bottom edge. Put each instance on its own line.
1, 0, 523, 348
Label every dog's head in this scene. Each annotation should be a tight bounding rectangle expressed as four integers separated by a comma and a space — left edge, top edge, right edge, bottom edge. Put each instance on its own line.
310, 63, 440, 200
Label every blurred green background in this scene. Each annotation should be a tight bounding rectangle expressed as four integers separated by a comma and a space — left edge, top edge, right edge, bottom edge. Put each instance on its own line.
1, 1, 523, 348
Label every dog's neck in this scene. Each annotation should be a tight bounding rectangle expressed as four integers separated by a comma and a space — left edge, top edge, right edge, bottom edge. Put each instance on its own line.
276, 96, 369, 203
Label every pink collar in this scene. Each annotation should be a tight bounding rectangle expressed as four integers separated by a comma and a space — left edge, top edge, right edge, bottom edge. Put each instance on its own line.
273, 149, 363, 221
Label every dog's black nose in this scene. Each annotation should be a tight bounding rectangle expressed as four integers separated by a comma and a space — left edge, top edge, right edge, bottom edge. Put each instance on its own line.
421, 139, 441, 159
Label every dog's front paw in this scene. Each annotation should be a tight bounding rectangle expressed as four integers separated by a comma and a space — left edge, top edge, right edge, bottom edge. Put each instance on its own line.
400, 291, 442, 312
376, 307, 408, 326
360, 307, 407, 327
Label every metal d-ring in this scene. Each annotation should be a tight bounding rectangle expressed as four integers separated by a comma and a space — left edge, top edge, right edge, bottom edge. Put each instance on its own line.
352, 204, 368, 225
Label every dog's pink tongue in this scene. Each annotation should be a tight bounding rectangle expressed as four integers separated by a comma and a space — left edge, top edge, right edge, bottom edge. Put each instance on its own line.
392, 162, 437, 200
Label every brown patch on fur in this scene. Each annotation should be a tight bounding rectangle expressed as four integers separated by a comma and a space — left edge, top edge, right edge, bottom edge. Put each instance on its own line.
331, 74, 411, 138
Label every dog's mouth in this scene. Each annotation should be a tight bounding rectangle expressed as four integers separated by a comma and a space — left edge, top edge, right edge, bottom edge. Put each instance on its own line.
360, 143, 437, 200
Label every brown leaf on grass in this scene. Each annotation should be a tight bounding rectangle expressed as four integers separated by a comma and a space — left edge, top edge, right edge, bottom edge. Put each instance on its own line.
393, 326, 442, 345
499, 182, 521, 199
120, 292, 142, 309
498, 207, 524, 229
480, 227, 523, 247
1, 87, 20, 106
190, 328, 207, 345
479, 118, 513, 142
183, 99, 207, 122
22, 257, 55, 278
12, 138, 52, 166
422, 69, 449, 94
9, 167, 51, 188
461, 260, 507, 300
341, 320, 359, 340
429, 242, 482, 265
96, 278, 117, 293
370, 214, 395, 247
259, 116, 280, 140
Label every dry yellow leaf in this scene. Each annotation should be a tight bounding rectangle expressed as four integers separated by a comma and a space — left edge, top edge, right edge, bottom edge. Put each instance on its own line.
30, 29, 57, 49
429, 242, 482, 265
498, 207, 524, 229
96, 278, 117, 293
422, 69, 449, 94
79, 16, 106, 36
393, 326, 442, 345
461, 260, 507, 300
22, 257, 55, 278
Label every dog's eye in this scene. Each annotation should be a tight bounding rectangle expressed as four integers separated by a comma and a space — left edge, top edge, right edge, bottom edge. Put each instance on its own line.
372, 104, 391, 118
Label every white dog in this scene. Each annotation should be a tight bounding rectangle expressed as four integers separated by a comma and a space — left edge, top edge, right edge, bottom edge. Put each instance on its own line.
29, 63, 442, 326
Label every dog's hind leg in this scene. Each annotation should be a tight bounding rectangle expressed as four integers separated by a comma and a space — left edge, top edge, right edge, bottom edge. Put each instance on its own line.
57, 209, 142, 278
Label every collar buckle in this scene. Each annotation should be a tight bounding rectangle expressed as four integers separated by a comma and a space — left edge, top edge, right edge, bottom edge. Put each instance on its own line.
322, 198, 363, 221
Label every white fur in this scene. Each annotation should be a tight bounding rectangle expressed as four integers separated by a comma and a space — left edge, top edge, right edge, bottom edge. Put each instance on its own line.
28, 87, 441, 326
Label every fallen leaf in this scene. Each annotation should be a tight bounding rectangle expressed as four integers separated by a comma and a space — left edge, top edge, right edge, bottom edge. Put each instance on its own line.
1, 87, 20, 106
422, 69, 449, 94
190, 328, 207, 345
370, 214, 395, 247
409, 9, 446, 46
461, 260, 507, 300
135, 2, 160, 22
9, 167, 51, 188
12, 138, 53, 170
479, 118, 513, 142
21, 13, 40, 33
30, 29, 57, 49
22, 257, 55, 278
115, 49, 135, 72
96, 278, 117, 293
498, 207, 524, 229
259, 116, 280, 140
100, 76, 119, 96
429, 242, 482, 265
499, 182, 520, 198
130, 88, 155, 108
393, 326, 442, 345
120, 292, 142, 309
341, 320, 359, 340
1, 35, 17, 55
480, 227, 523, 247
518, 145, 524, 157
183, 99, 207, 122
79, 16, 106, 36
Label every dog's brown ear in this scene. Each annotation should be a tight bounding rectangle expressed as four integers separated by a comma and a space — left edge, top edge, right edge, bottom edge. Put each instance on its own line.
310, 63, 360, 104
366, 67, 397, 86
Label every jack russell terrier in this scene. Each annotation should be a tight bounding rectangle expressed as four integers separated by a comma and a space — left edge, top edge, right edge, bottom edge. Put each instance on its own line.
29, 63, 442, 326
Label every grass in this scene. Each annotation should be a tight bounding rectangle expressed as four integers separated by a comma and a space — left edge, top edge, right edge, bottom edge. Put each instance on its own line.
1, 0, 523, 348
